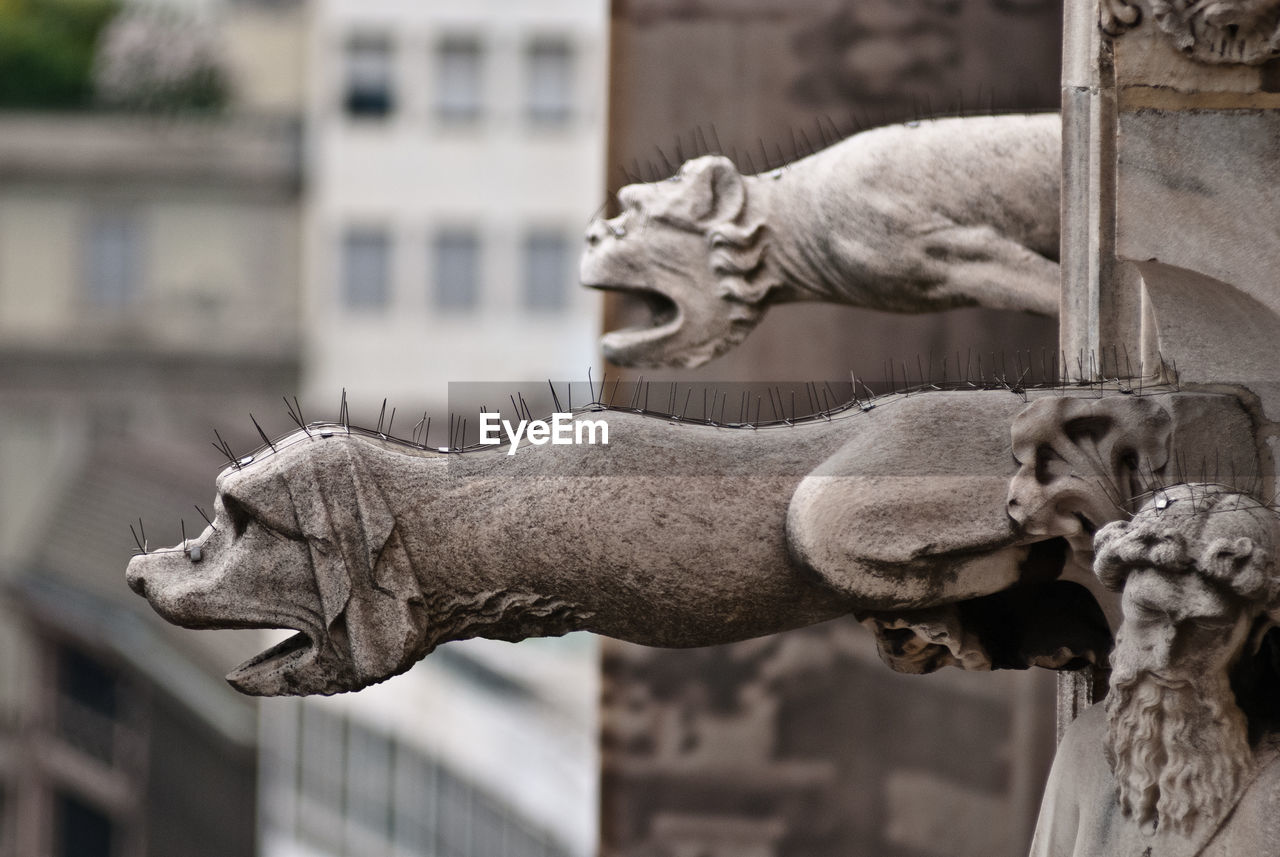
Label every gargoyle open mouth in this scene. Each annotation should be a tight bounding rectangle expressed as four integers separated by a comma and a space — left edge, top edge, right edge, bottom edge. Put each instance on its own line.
226, 628, 318, 692
586, 282, 682, 364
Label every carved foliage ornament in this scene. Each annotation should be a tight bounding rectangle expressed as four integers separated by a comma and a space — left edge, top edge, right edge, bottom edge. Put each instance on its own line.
1008, 396, 1172, 558
1102, 0, 1280, 64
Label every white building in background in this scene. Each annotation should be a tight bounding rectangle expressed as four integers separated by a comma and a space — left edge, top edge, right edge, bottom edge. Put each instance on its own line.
301, 0, 607, 409
261, 3, 608, 857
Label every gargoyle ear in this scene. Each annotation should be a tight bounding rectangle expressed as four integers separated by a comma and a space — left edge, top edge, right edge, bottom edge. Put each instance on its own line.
650, 155, 747, 226
305, 440, 424, 686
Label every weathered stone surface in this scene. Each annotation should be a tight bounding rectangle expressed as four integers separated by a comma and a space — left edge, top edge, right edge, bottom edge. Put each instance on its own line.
126, 412, 861, 695
1115, 109, 1280, 388
789, 389, 1258, 672
582, 114, 1061, 368
1032, 485, 1280, 856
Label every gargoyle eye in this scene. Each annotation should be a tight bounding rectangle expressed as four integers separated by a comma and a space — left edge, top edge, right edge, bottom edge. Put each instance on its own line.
223, 495, 253, 539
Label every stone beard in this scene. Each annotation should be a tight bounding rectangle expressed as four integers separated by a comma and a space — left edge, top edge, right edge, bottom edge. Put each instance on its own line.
1105, 645, 1255, 836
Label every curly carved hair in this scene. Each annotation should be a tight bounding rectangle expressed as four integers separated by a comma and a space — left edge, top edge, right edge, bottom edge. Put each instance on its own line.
1094, 484, 1280, 610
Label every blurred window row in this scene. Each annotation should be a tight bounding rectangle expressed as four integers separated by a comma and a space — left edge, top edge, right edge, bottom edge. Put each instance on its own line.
343, 34, 575, 125
341, 228, 574, 314
289, 703, 571, 857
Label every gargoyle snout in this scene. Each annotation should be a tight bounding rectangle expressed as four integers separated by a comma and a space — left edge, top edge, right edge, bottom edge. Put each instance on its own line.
126, 556, 148, 597
584, 217, 617, 248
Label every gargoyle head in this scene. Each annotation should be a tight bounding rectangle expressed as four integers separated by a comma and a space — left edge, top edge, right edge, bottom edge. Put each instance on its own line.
581, 155, 780, 368
126, 431, 427, 696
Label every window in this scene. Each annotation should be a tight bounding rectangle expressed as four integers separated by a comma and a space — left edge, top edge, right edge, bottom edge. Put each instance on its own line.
341, 229, 390, 310
526, 39, 574, 124
435, 37, 483, 122
55, 792, 114, 857
392, 747, 437, 853
56, 646, 119, 765
433, 230, 479, 311
298, 704, 345, 848
346, 723, 392, 839
523, 231, 571, 311
344, 35, 394, 117
84, 211, 140, 308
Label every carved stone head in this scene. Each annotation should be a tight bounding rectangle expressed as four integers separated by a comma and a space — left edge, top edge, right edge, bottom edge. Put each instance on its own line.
580, 155, 778, 368
126, 431, 429, 696
1094, 485, 1280, 836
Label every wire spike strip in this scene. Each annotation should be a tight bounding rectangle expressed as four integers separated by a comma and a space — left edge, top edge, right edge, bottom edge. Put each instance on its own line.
130, 522, 146, 555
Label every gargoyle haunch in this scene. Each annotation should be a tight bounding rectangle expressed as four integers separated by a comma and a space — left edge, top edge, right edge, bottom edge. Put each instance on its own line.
125, 386, 1258, 696
582, 113, 1061, 368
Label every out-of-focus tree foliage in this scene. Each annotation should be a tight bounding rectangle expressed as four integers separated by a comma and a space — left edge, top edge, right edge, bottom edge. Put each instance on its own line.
94, 7, 228, 112
0, 0, 120, 108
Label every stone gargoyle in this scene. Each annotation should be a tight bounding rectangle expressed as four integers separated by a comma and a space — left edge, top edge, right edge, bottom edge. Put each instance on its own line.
581, 112, 1061, 368
125, 386, 1260, 696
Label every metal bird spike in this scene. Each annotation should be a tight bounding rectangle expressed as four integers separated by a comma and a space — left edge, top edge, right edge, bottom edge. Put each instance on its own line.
195, 504, 217, 532
654, 144, 674, 176
212, 429, 238, 468
284, 396, 311, 436
250, 413, 276, 453
130, 522, 146, 555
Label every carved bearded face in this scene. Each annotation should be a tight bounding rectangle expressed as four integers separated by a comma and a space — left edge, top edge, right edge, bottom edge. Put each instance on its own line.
1093, 487, 1280, 837
1105, 567, 1256, 836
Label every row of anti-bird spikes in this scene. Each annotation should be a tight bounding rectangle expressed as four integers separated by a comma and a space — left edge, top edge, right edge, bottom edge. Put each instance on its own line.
199, 348, 1176, 472
614, 94, 1051, 184
130, 349, 1191, 558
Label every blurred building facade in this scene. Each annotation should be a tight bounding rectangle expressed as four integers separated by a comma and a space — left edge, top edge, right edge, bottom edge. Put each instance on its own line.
299, 0, 607, 407
0, 2, 304, 856
1, 0, 609, 856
